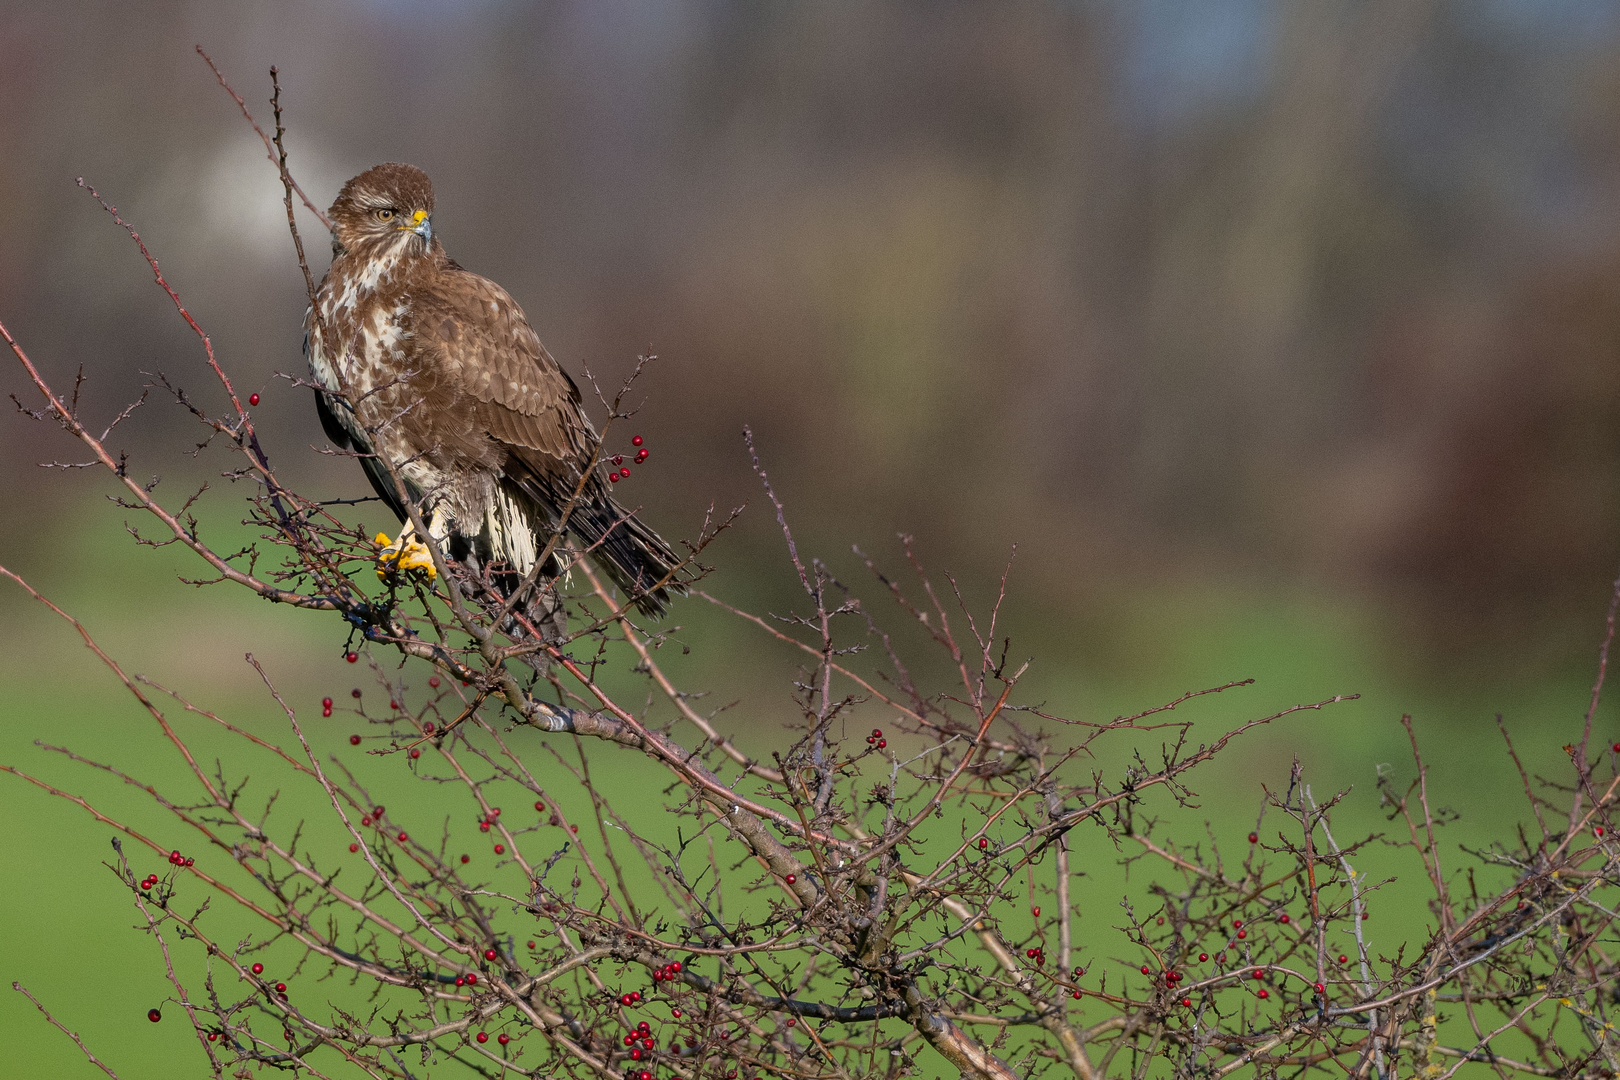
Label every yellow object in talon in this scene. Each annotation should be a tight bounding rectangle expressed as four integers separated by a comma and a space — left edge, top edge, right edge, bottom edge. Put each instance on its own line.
374, 531, 437, 580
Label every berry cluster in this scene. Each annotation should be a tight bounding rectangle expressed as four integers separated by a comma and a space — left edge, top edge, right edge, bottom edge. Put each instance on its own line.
618, 989, 644, 1006
321, 696, 333, 717
624, 1019, 654, 1060
865, 727, 886, 749
652, 960, 683, 983
1024, 946, 1046, 966
138, 872, 161, 891
166, 849, 194, 868
453, 971, 480, 988
607, 434, 651, 483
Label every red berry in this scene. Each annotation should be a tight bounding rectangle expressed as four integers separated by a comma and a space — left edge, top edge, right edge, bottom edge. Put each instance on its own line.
609, 473, 620, 483
1198, 953, 1208, 962
1248, 832, 1258, 843
786, 1017, 796, 1027
275, 982, 287, 993
322, 697, 333, 708
1338, 954, 1349, 963
491, 807, 501, 817
612, 455, 624, 466
374, 806, 384, 817
621, 994, 633, 1006
494, 844, 505, 854
1612, 742, 1619, 752
1032, 906, 1040, 917
978, 838, 988, 850
630, 1048, 644, 1061
498, 1033, 510, 1045
410, 748, 421, 759
249, 393, 260, 406
632, 436, 643, 447
1237, 929, 1246, 939
349, 843, 359, 853
429, 676, 440, 688
252, 963, 264, 975
872, 728, 882, 738
1257, 988, 1269, 999
1180, 997, 1192, 1007
636, 449, 648, 462
1029, 949, 1038, 958
485, 948, 497, 961
534, 800, 545, 811
479, 821, 491, 832
1235, 917, 1244, 926
784, 873, 795, 885
620, 467, 631, 478
350, 735, 361, 745
423, 722, 435, 734
1072, 990, 1081, 999
1279, 914, 1290, 924
631, 991, 641, 1002
670, 961, 680, 972
637, 1021, 650, 1033
148, 1008, 161, 1022
351, 688, 362, 698
140, 879, 152, 890
346, 652, 358, 663
1598, 827, 1606, 837
323, 706, 332, 717
455, 976, 466, 987
672, 1008, 682, 1018
1251, 969, 1263, 980
361, 816, 371, 826
397, 831, 408, 842
389, 700, 398, 710
877, 739, 886, 748
476, 1032, 488, 1043
1141, 965, 1150, 975
527, 941, 535, 949
207, 1032, 217, 1041
466, 973, 477, 985
1314, 982, 1325, 994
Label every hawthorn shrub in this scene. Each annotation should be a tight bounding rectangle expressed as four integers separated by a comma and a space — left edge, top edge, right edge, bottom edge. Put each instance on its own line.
7, 59, 1620, 1080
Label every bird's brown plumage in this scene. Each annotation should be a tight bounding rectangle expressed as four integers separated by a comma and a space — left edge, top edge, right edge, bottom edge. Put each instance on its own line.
305, 162, 678, 619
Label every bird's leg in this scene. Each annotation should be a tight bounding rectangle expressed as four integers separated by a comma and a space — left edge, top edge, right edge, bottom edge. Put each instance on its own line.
374, 510, 442, 580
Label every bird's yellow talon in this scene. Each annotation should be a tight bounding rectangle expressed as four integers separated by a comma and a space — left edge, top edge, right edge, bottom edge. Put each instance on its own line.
375, 533, 437, 580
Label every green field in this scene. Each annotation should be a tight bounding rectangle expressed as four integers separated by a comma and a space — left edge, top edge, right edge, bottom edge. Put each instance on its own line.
1, 495, 1608, 1077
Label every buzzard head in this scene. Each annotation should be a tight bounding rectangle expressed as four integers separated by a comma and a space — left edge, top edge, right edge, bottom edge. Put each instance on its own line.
327, 163, 438, 259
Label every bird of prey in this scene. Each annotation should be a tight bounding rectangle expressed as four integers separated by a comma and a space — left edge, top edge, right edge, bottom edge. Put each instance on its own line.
305, 162, 679, 626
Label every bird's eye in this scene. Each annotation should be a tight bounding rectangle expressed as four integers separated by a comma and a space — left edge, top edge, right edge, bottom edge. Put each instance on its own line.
374, 208, 396, 222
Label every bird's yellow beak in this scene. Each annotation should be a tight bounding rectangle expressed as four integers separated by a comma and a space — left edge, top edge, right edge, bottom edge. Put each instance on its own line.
399, 208, 432, 242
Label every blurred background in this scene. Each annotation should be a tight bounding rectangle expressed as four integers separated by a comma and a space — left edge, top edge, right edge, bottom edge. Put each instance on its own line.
6, 0, 1620, 1072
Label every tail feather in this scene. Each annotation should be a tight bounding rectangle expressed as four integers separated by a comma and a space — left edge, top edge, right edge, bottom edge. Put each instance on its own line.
566, 492, 683, 616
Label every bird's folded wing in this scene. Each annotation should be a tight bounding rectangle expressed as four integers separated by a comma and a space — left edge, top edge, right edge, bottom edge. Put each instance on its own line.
411, 270, 592, 468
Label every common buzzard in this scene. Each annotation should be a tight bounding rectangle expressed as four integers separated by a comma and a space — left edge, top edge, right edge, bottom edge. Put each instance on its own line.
305, 163, 679, 625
